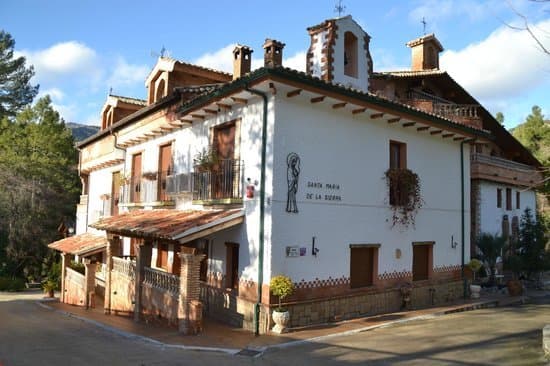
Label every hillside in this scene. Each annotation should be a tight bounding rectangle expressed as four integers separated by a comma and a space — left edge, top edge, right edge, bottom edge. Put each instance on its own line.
66, 122, 99, 142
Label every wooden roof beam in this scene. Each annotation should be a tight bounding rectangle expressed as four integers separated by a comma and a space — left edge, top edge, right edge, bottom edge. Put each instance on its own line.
387, 117, 401, 124
191, 114, 205, 120
442, 133, 454, 138
332, 102, 347, 109
417, 126, 430, 131
352, 108, 366, 115
216, 103, 232, 111
203, 108, 217, 115
371, 113, 384, 119
453, 136, 466, 141
402, 122, 416, 127
287, 89, 302, 98
231, 97, 248, 105
311, 96, 325, 103
430, 130, 442, 135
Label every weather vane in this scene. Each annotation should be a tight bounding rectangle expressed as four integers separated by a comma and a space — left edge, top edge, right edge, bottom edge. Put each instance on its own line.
334, 0, 346, 17
421, 17, 427, 35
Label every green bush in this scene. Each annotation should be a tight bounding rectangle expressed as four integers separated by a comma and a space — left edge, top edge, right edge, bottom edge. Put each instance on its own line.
69, 261, 85, 275
270, 275, 294, 311
0, 277, 26, 292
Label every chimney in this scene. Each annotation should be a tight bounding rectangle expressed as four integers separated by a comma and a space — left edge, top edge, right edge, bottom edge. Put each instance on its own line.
233, 45, 253, 80
406, 34, 444, 71
263, 39, 285, 68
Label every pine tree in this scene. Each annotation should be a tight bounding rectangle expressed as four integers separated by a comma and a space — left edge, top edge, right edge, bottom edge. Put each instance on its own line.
0, 30, 39, 119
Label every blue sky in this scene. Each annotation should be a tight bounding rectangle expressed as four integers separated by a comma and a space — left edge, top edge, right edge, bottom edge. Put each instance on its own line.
1, 0, 549, 129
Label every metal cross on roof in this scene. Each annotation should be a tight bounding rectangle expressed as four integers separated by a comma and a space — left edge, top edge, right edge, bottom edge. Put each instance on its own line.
422, 17, 427, 35
334, 0, 346, 17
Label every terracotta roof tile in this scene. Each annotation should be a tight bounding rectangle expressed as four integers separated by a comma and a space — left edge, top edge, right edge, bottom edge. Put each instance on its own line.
110, 94, 147, 106
48, 233, 108, 256
89, 209, 244, 241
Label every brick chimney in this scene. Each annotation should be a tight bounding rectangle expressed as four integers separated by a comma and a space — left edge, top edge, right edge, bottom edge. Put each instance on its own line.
406, 34, 444, 71
233, 45, 253, 80
263, 39, 285, 68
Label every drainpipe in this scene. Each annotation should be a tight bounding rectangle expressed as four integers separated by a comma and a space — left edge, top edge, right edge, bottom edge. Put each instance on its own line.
460, 138, 475, 299
110, 129, 127, 177
245, 85, 268, 336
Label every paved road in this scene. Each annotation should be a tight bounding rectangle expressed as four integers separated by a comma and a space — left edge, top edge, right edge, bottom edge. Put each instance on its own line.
1, 291, 549, 365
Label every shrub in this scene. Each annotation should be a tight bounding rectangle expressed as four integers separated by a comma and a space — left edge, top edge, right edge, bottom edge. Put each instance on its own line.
69, 261, 85, 275
270, 275, 294, 311
0, 277, 26, 292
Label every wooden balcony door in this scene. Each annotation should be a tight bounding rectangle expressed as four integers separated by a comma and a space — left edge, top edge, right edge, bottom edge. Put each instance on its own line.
111, 171, 120, 216
158, 143, 172, 201
131, 153, 142, 203
213, 122, 236, 199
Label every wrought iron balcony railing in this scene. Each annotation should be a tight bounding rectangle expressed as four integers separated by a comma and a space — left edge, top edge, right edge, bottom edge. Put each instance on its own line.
192, 159, 242, 202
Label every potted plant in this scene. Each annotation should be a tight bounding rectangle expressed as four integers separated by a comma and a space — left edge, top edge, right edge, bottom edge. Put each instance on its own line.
384, 168, 423, 228
467, 259, 483, 299
193, 147, 219, 172
42, 279, 57, 298
270, 275, 295, 334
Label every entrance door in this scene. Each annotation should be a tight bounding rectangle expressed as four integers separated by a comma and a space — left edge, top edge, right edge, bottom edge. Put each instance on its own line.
158, 143, 172, 201
213, 122, 236, 198
131, 153, 142, 203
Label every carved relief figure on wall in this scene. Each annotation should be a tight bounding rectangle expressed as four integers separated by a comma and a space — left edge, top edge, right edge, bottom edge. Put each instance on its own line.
286, 152, 300, 213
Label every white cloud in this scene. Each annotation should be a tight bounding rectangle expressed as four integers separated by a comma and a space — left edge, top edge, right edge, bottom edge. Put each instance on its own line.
16, 41, 101, 83
39, 87, 65, 102
440, 19, 550, 101
194, 44, 236, 73
106, 57, 149, 89
194, 44, 307, 73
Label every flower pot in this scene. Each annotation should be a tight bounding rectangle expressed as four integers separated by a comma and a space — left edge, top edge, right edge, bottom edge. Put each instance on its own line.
272, 309, 290, 334
469, 284, 481, 299
507, 280, 523, 296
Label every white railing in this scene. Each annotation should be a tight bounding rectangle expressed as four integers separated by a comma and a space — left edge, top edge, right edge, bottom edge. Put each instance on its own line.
112, 257, 136, 281
143, 267, 180, 296
471, 153, 536, 173
66, 267, 85, 288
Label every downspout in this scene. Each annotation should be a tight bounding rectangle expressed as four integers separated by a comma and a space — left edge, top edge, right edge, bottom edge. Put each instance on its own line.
245, 85, 268, 336
460, 138, 475, 299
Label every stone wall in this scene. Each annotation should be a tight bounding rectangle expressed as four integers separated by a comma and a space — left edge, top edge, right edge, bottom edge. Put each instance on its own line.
286, 280, 463, 328
110, 270, 135, 315
140, 284, 179, 326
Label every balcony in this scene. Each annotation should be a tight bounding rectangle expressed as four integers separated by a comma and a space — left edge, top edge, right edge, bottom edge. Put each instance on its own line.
119, 171, 175, 207
402, 90, 482, 129
470, 153, 542, 187
192, 159, 243, 204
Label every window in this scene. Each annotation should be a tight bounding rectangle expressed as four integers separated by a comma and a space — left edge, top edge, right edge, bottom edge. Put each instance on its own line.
156, 243, 169, 270
350, 245, 379, 288
158, 143, 172, 201
225, 243, 239, 290
344, 31, 358, 78
497, 188, 502, 208
131, 153, 142, 203
516, 191, 520, 209
506, 188, 512, 211
412, 242, 433, 281
389, 141, 407, 205
111, 171, 121, 216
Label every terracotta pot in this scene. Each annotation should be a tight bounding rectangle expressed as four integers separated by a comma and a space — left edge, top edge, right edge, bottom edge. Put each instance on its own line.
507, 280, 523, 296
272, 310, 290, 334
470, 284, 481, 299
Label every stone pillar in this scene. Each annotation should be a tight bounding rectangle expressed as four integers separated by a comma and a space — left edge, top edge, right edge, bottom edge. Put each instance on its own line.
60, 253, 69, 303
84, 261, 96, 309
104, 235, 121, 314
134, 241, 152, 322
177, 252, 205, 335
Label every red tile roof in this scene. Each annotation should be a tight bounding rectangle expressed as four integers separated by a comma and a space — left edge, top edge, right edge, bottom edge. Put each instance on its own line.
89, 209, 244, 242
48, 233, 108, 256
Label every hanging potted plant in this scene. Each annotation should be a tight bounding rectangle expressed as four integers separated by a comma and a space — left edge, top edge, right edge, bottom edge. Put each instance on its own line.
270, 275, 295, 334
384, 168, 423, 228
467, 259, 483, 299
142, 171, 158, 181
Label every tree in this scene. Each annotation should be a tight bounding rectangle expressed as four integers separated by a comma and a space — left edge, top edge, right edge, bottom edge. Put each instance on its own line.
0, 96, 79, 280
476, 233, 506, 285
516, 207, 550, 281
0, 30, 39, 119
512, 106, 550, 164
495, 112, 505, 124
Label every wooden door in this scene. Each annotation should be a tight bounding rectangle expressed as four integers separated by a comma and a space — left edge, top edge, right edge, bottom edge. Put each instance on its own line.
131, 153, 142, 203
225, 243, 239, 290
213, 123, 236, 198
111, 171, 120, 216
158, 144, 172, 201
350, 247, 374, 288
412, 245, 429, 281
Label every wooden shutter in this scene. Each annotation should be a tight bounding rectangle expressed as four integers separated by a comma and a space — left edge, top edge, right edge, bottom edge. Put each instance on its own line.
214, 122, 236, 160
225, 243, 239, 290
111, 171, 120, 216
131, 153, 142, 203
158, 144, 172, 201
